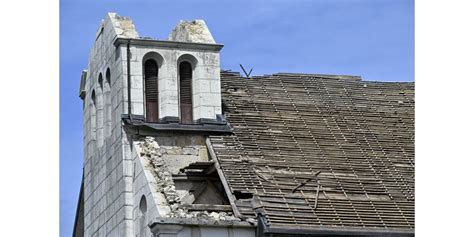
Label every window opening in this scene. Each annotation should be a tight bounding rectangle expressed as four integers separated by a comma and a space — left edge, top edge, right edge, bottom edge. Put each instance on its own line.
144, 59, 159, 122
179, 61, 193, 124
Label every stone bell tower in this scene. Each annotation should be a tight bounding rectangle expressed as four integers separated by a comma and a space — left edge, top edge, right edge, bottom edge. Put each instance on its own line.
75, 13, 234, 237
121, 18, 224, 124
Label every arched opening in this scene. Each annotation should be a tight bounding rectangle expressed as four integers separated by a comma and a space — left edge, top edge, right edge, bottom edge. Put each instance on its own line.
139, 195, 147, 214
104, 68, 112, 137
144, 59, 159, 122
179, 61, 193, 124
97, 74, 104, 147
105, 68, 111, 85
138, 195, 147, 237
90, 90, 96, 142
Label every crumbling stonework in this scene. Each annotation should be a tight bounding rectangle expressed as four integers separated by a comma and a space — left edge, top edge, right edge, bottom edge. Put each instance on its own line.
77, 12, 245, 237
109, 12, 139, 38
168, 20, 216, 44
138, 137, 240, 223
139, 137, 180, 205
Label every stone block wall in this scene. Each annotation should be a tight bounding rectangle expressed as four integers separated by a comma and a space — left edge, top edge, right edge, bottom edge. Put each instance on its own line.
127, 46, 222, 121
82, 13, 137, 237
80, 12, 226, 237
131, 141, 163, 237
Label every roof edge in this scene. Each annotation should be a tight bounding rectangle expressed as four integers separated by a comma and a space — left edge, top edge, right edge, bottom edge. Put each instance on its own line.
264, 226, 414, 237
149, 217, 253, 228
273, 72, 362, 81
219, 71, 363, 81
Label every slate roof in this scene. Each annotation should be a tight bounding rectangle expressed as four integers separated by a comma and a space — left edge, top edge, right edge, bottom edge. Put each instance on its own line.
209, 72, 414, 234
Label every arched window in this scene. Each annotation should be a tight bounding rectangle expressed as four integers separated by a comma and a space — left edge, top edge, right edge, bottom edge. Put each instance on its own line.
179, 61, 193, 124
97, 74, 104, 147
139, 195, 147, 214
104, 68, 112, 137
144, 59, 159, 122
90, 90, 96, 142
138, 195, 147, 237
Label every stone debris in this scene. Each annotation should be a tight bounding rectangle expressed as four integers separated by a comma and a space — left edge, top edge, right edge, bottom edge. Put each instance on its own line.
140, 137, 179, 204
139, 136, 245, 224
182, 147, 198, 156
245, 217, 258, 225
158, 146, 201, 156
169, 210, 241, 223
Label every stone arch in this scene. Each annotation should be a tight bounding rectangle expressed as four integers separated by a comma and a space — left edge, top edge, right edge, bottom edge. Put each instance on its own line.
138, 195, 148, 237
104, 68, 112, 137
90, 89, 97, 142
139, 195, 147, 214
143, 51, 164, 66
105, 68, 111, 85
96, 73, 104, 147
177, 53, 198, 70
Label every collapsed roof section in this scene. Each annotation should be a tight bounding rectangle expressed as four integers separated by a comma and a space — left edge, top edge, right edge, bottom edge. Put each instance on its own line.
127, 71, 414, 236
208, 72, 415, 236
133, 136, 255, 227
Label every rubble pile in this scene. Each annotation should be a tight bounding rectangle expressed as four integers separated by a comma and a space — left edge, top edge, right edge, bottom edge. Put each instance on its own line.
169, 209, 240, 222
139, 137, 180, 205
138, 137, 241, 223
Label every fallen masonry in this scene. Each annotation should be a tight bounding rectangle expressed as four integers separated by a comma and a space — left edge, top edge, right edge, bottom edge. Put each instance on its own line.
138, 137, 242, 223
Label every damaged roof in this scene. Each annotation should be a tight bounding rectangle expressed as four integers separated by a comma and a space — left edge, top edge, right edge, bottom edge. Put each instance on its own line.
209, 72, 414, 234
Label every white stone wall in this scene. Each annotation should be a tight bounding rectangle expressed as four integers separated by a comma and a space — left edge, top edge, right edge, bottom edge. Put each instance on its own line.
82, 13, 137, 237
128, 46, 222, 120
151, 225, 255, 237
131, 142, 166, 237
81, 12, 225, 237
189, 52, 222, 120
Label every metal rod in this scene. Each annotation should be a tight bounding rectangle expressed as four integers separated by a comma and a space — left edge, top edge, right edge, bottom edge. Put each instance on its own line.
239, 64, 252, 78
126, 39, 133, 123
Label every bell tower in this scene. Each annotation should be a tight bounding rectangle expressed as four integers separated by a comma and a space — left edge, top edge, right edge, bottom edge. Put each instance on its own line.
117, 19, 226, 127
76, 13, 231, 237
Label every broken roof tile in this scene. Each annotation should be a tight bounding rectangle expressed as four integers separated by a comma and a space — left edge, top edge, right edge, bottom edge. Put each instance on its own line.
210, 72, 414, 232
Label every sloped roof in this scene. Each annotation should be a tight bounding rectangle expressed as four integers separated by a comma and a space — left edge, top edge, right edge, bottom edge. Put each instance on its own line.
209, 72, 414, 234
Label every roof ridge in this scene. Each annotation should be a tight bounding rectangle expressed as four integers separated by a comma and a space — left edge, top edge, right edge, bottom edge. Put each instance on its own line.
273, 72, 362, 81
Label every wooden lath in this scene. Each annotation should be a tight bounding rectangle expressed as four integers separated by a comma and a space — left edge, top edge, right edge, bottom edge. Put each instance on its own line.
210, 72, 414, 229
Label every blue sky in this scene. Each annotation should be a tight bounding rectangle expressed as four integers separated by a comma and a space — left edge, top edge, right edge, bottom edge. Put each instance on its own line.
60, 0, 413, 236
